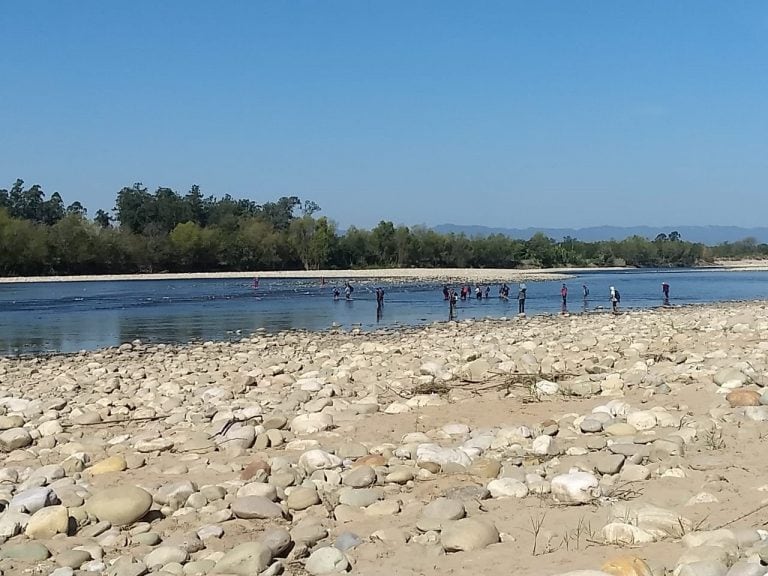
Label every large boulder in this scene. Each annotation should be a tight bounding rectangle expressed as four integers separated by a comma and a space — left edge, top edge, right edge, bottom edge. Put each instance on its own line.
85, 486, 153, 526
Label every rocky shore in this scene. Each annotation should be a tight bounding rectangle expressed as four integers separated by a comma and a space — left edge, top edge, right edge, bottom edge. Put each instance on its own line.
1, 301, 768, 576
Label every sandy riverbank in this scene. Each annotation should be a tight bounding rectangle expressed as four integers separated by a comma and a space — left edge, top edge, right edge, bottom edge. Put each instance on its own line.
0, 267, 608, 284
710, 258, 768, 271
2, 262, 765, 284
0, 301, 767, 575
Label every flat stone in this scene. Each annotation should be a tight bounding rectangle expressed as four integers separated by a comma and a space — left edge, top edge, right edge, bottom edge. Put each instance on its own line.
88, 455, 128, 475
231, 496, 284, 519
385, 467, 414, 484
132, 532, 161, 546
213, 542, 272, 575
336, 442, 368, 459
580, 418, 604, 433
56, 549, 92, 569
145, 545, 189, 569
0, 415, 24, 430
337, 487, 382, 508
1, 541, 51, 561
604, 423, 637, 436
10, 486, 58, 513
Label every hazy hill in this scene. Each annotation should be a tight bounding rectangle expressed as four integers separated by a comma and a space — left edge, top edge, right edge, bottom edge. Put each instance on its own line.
433, 224, 768, 244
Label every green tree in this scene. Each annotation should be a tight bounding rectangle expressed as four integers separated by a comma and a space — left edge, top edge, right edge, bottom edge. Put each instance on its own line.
66, 201, 87, 217
48, 214, 96, 273
168, 222, 219, 270
261, 196, 301, 231
0, 209, 48, 275
370, 220, 397, 266
41, 192, 65, 225
154, 187, 191, 232
336, 226, 371, 268
115, 183, 155, 233
234, 218, 280, 270
94, 209, 112, 228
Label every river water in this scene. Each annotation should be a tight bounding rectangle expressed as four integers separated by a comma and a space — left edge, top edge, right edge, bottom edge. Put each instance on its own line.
0, 269, 764, 355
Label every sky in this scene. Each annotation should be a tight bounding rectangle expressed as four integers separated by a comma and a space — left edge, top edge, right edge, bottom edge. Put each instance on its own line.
2, 1, 768, 229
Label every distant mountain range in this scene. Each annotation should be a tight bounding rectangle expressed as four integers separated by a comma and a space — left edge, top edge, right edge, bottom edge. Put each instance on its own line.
433, 224, 768, 245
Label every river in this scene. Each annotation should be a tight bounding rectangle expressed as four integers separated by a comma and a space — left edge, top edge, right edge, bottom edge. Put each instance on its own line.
0, 269, 764, 355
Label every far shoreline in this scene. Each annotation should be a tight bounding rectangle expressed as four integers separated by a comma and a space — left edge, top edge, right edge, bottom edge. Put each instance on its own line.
0, 267, 608, 284
0, 261, 764, 284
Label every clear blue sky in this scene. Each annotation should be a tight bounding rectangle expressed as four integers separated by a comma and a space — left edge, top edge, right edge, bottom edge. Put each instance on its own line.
2, 1, 767, 229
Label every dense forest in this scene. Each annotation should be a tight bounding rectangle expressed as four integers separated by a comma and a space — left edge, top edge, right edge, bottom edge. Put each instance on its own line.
0, 179, 765, 276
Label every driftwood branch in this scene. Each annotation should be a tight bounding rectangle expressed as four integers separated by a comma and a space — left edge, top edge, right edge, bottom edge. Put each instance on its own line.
61, 414, 169, 428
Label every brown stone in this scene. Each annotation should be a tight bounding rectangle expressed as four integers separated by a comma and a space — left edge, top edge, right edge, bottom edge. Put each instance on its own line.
602, 555, 653, 576
240, 460, 271, 481
353, 454, 386, 468
726, 389, 761, 407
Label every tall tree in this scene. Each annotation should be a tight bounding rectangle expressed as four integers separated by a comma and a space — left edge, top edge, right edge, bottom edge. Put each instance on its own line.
115, 183, 154, 233
94, 209, 112, 229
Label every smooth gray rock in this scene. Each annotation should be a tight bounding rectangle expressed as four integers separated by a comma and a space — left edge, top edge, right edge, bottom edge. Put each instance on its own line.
231, 496, 283, 519
9, 486, 58, 514
580, 418, 603, 433
342, 465, 376, 488
595, 453, 626, 475
259, 527, 292, 556
417, 497, 465, 531
56, 549, 92, 568
144, 545, 188, 569
1, 541, 51, 561
213, 542, 272, 575
337, 487, 382, 508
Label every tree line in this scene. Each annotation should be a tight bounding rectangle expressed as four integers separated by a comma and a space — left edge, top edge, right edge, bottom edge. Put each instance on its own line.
0, 179, 765, 276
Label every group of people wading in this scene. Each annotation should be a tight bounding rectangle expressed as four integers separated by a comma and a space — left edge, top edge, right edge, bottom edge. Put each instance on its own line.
315, 278, 672, 324
442, 280, 672, 319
